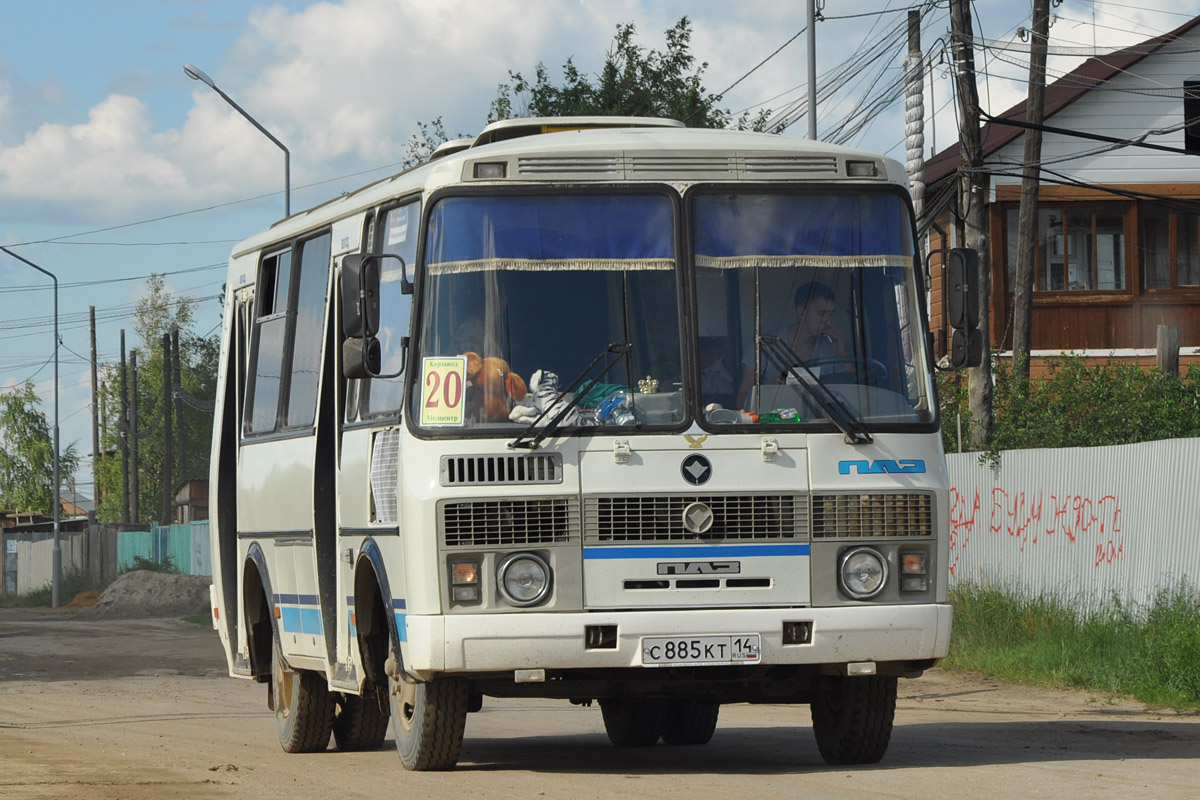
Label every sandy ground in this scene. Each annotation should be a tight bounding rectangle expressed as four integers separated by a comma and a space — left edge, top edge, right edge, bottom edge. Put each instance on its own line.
0, 606, 1197, 800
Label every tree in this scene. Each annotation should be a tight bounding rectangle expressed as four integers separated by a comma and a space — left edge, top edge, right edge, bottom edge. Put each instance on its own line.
489, 18, 749, 129
0, 381, 79, 515
94, 276, 217, 524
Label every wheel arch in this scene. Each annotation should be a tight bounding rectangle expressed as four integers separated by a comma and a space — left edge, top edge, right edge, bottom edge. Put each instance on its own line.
243, 542, 279, 682
353, 538, 403, 688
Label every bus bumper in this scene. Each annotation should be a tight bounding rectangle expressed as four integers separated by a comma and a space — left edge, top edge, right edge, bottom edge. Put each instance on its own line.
402, 603, 952, 677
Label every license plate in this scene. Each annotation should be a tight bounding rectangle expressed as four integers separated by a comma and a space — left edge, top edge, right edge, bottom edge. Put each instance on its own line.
640, 634, 761, 667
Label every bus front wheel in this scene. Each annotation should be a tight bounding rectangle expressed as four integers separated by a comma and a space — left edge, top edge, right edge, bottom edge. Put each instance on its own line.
661, 699, 720, 745
599, 697, 666, 747
809, 675, 896, 765
389, 673, 468, 770
272, 641, 336, 753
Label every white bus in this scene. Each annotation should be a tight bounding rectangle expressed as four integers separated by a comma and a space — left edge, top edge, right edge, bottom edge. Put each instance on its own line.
208, 116, 979, 771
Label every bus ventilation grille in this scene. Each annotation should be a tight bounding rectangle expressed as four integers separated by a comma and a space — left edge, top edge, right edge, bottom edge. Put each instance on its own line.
810, 493, 933, 538
584, 494, 808, 543
440, 453, 563, 487
440, 497, 580, 547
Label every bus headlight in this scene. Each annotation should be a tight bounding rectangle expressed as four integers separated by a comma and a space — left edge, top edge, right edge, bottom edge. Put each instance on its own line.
497, 553, 552, 607
839, 547, 888, 600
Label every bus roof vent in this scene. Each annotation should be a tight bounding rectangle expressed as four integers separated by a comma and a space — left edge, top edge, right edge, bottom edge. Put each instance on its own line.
516, 155, 624, 177
740, 154, 840, 178
473, 116, 685, 147
440, 453, 564, 487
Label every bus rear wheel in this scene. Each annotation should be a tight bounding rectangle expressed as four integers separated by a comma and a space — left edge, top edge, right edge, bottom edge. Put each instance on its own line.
333, 681, 390, 751
389, 674, 468, 770
809, 675, 896, 765
599, 697, 666, 747
272, 641, 336, 753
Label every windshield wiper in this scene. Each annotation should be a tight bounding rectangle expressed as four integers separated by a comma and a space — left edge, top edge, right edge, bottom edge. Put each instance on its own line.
509, 342, 632, 450
758, 334, 873, 445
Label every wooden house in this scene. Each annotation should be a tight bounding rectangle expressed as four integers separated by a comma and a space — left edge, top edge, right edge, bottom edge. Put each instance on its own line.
924, 16, 1200, 373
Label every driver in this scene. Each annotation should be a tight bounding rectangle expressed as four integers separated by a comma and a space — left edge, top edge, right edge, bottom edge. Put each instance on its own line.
737, 281, 846, 405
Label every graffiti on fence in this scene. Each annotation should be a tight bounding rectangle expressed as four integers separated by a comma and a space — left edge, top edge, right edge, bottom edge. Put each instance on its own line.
948, 487, 1124, 576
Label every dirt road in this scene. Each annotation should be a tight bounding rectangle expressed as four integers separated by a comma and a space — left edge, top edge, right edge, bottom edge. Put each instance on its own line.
1, 607, 1196, 800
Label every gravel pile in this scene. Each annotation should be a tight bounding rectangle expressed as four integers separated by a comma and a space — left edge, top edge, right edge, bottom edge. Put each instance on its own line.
78, 570, 212, 620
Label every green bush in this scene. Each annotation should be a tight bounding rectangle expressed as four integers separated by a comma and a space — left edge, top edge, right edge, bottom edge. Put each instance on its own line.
946, 582, 1200, 709
940, 356, 1200, 454
123, 554, 177, 574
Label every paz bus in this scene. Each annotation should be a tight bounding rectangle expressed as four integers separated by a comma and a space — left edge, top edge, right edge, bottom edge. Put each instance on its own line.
208, 116, 980, 770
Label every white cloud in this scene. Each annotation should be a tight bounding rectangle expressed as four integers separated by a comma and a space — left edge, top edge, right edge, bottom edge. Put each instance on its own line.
1, 0, 1198, 223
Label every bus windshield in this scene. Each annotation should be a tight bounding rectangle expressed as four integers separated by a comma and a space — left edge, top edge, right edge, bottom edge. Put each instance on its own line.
692, 190, 934, 427
413, 192, 685, 431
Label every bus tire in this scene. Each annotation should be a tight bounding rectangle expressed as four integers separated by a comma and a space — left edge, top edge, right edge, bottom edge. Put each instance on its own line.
599, 697, 666, 747
660, 699, 720, 745
272, 641, 336, 753
390, 674, 468, 771
809, 675, 896, 765
333, 682, 390, 751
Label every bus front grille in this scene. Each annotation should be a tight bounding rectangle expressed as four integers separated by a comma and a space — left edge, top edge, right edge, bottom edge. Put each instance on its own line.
440, 453, 563, 487
811, 493, 933, 538
440, 497, 580, 547
584, 494, 807, 543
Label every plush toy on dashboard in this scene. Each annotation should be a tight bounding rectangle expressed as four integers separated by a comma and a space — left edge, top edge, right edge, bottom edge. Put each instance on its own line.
463, 352, 528, 422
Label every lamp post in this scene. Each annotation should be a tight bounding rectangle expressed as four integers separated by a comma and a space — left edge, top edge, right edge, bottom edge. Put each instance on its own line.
1, 246, 61, 608
184, 63, 291, 217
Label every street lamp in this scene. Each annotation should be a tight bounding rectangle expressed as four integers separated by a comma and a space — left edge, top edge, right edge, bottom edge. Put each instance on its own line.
0, 246, 61, 608
184, 63, 291, 217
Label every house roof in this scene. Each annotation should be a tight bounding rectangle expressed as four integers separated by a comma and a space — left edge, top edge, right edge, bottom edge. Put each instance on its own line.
925, 15, 1200, 186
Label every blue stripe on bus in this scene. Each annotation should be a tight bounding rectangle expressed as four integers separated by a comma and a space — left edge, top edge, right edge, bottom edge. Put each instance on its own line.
280, 607, 302, 633
583, 544, 811, 559
273, 593, 320, 606
392, 598, 406, 610
299, 608, 323, 635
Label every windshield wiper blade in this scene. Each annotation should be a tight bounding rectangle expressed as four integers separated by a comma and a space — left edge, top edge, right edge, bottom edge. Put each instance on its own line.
758, 334, 873, 445
509, 342, 632, 450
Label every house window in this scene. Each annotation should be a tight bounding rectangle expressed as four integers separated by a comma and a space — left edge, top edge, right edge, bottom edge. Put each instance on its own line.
1141, 202, 1200, 289
1185, 79, 1200, 154
1006, 206, 1125, 293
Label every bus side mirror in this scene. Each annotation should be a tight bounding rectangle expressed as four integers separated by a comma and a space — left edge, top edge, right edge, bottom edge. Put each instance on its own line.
343, 336, 381, 380
940, 247, 982, 369
341, 253, 380, 338
945, 248, 979, 331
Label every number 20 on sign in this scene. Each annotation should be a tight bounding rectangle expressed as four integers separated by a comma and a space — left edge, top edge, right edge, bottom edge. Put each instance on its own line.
420, 357, 467, 426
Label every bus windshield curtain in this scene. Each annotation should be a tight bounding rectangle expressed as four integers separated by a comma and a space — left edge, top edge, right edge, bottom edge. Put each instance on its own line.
425, 194, 675, 274
693, 192, 912, 269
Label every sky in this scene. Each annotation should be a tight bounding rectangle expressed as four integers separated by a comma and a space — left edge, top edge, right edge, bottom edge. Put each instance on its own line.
2, 0, 1197, 501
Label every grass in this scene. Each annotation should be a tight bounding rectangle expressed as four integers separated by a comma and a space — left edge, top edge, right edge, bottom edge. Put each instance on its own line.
0, 568, 100, 609
183, 608, 214, 626
945, 582, 1200, 710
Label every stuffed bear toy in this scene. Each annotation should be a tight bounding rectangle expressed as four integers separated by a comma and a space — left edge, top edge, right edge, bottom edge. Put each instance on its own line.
464, 352, 527, 422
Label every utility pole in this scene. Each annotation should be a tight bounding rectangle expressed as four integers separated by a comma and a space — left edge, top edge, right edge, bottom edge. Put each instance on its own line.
904, 10, 926, 227
90, 307, 99, 509
130, 350, 140, 525
172, 326, 187, 484
163, 332, 174, 525
120, 332, 130, 524
949, 0, 994, 447
807, 0, 820, 140
1013, 0, 1052, 391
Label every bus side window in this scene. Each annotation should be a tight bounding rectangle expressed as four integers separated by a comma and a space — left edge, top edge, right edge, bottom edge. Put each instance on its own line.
365, 200, 419, 417
244, 249, 292, 434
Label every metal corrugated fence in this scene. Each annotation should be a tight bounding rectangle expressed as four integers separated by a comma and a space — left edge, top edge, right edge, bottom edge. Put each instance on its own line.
946, 437, 1200, 611
117, 522, 211, 576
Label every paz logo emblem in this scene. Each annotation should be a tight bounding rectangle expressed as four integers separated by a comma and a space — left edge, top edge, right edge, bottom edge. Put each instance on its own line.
680, 454, 712, 486
681, 501, 715, 534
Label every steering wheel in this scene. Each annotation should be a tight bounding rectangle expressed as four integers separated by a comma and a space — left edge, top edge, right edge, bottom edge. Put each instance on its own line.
804, 356, 889, 386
